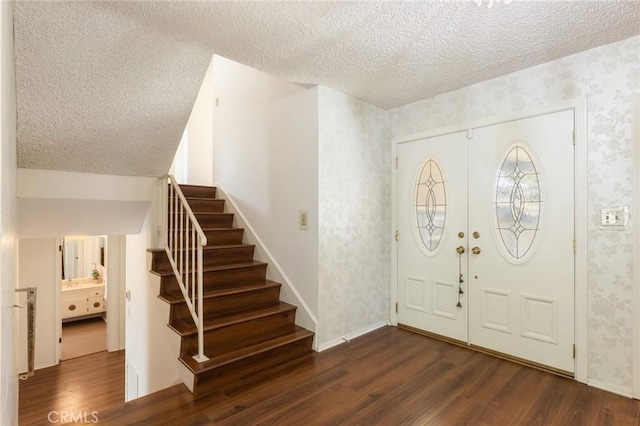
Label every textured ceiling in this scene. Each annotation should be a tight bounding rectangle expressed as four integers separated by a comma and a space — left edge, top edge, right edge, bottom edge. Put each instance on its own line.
14, 1, 640, 177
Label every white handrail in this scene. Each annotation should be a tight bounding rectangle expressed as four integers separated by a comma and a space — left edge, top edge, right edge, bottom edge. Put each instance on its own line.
163, 175, 209, 363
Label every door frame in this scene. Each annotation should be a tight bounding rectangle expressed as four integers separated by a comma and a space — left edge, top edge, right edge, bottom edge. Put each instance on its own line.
391, 99, 588, 383
632, 90, 640, 399
56, 235, 126, 361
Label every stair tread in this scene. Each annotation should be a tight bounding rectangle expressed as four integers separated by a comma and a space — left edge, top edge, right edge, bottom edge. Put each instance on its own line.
169, 195, 218, 201
159, 243, 255, 253
149, 243, 252, 253
179, 184, 216, 189
169, 301, 296, 336
169, 195, 220, 201
180, 326, 314, 374
174, 185, 217, 199
153, 260, 266, 277
203, 243, 253, 250
192, 212, 233, 216
159, 280, 281, 304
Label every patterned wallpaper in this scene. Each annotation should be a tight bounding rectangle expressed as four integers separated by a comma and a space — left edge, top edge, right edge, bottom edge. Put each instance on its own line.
388, 36, 639, 392
318, 86, 390, 346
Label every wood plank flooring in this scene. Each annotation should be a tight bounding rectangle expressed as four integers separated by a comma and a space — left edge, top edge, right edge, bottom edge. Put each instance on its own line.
62, 316, 107, 360
19, 350, 124, 425
19, 326, 640, 425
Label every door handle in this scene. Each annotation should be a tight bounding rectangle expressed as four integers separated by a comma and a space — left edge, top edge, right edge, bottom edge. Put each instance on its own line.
472, 247, 481, 255
456, 246, 465, 254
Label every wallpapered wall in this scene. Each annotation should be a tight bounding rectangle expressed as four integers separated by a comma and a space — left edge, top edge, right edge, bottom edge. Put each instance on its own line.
318, 86, 390, 347
388, 36, 639, 393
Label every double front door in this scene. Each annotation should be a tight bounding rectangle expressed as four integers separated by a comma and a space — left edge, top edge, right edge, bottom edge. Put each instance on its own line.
397, 110, 575, 373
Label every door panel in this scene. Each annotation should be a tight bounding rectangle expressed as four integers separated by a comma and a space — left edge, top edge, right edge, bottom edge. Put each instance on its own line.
397, 110, 575, 373
468, 110, 575, 373
397, 132, 468, 342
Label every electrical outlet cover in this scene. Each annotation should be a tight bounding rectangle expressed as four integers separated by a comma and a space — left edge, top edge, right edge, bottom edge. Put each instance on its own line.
599, 206, 628, 229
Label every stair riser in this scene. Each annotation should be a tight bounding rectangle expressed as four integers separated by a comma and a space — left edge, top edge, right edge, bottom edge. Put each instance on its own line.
168, 198, 225, 213
177, 185, 217, 199
204, 229, 244, 245
169, 213, 234, 228
180, 310, 297, 357
151, 246, 255, 274
160, 264, 268, 295
169, 286, 281, 322
188, 199, 225, 213
204, 245, 255, 267
166, 228, 245, 247
193, 335, 314, 398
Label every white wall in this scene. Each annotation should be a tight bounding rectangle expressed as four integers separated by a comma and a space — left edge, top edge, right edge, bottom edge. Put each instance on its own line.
1, 1, 18, 423
388, 36, 640, 395
17, 169, 155, 238
124, 211, 183, 401
317, 87, 390, 348
186, 57, 214, 185
207, 58, 389, 348
211, 55, 320, 319
169, 130, 188, 184
17, 169, 158, 200
17, 238, 58, 371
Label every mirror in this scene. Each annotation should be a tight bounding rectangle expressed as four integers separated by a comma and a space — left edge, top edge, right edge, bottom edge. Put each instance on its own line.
62, 236, 106, 280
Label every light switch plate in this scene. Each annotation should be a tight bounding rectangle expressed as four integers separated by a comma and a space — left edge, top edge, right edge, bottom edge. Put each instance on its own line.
600, 206, 628, 229
299, 210, 308, 230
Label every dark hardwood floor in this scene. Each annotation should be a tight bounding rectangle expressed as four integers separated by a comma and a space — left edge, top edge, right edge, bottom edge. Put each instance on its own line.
19, 326, 640, 425
19, 350, 124, 425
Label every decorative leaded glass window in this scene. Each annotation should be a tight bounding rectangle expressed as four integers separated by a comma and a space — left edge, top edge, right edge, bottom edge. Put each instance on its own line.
495, 145, 542, 261
415, 158, 447, 253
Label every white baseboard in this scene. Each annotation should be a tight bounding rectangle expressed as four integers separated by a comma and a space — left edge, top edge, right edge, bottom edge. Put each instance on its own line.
317, 320, 390, 352
588, 378, 633, 398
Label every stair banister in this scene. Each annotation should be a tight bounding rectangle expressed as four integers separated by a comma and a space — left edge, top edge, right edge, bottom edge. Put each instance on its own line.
163, 175, 209, 363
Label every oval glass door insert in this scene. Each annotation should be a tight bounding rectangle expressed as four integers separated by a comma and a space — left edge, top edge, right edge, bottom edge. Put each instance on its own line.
495, 144, 542, 262
415, 158, 447, 254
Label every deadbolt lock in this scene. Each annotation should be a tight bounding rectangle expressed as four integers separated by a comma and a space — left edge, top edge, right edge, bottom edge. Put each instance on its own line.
458, 231, 465, 238
472, 231, 480, 239
456, 246, 466, 254
471, 247, 481, 255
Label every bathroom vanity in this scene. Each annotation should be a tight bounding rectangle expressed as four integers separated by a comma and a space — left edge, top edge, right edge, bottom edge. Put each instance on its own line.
61, 279, 106, 320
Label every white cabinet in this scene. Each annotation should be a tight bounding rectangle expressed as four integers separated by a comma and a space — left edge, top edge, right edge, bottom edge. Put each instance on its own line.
61, 296, 88, 319
61, 284, 106, 320
88, 296, 105, 314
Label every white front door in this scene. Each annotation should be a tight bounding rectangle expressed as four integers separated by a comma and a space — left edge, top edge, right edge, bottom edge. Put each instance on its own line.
397, 110, 575, 373
468, 110, 575, 373
397, 131, 468, 343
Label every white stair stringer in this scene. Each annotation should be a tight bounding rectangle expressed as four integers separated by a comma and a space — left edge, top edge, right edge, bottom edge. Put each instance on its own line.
145, 251, 196, 395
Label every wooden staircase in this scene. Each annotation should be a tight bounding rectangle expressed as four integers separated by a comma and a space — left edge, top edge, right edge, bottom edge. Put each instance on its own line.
149, 184, 314, 397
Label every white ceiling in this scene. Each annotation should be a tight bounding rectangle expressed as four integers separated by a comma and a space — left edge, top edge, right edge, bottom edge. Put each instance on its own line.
14, 1, 640, 177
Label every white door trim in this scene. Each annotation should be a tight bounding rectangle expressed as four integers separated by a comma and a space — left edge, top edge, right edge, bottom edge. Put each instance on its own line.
632, 90, 640, 399
55, 238, 62, 363
106, 235, 126, 352
390, 98, 588, 383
